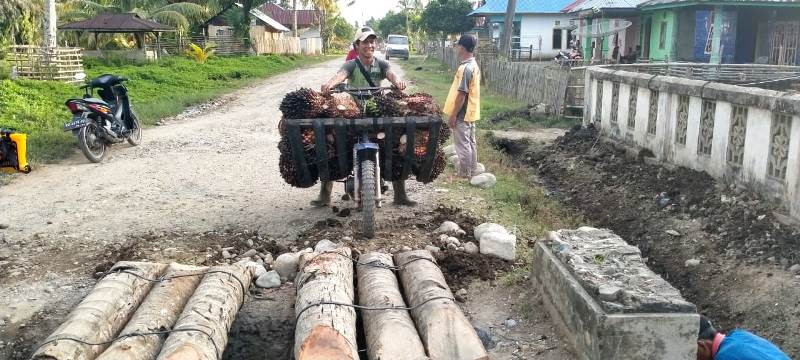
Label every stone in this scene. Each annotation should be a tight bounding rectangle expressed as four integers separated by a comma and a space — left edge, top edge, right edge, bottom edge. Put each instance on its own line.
246, 239, 254, 247
464, 242, 479, 254
447, 237, 461, 246
480, 232, 516, 261
221, 250, 234, 259
424, 245, 440, 254
788, 264, 800, 274
438, 234, 449, 243
436, 221, 462, 235
503, 319, 518, 328
665, 230, 681, 237
263, 253, 274, 265
274, 253, 300, 282
684, 258, 701, 267
474, 163, 486, 174
448, 155, 459, 165
238, 249, 257, 259
470, 173, 497, 189
447, 243, 458, 250
598, 284, 622, 301
255, 270, 281, 289
314, 239, 338, 253
401, 245, 412, 252
443, 144, 457, 157
473, 327, 496, 350
341, 236, 353, 242
253, 264, 268, 278
474, 223, 509, 241
456, 288, 468, 297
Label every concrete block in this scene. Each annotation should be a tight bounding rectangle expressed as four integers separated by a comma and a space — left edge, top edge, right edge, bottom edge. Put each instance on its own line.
531, 230, 698, 360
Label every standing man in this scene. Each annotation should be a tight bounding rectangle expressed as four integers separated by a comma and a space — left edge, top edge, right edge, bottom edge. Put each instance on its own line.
697, 316, 790, 360
444, 34, 481, 180
314, 27, 414, 207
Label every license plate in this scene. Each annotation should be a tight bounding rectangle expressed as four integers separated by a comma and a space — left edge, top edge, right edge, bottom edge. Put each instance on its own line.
64, 115, 89, 131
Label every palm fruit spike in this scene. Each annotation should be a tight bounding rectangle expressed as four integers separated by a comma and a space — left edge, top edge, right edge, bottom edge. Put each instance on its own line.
280, 88, 326, 119
278, 137, 319, 188
323, 93, 361, 119
373, 93, 405, 117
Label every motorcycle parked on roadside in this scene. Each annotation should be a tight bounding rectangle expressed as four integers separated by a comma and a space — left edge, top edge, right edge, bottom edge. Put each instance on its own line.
63, 73, 142, 162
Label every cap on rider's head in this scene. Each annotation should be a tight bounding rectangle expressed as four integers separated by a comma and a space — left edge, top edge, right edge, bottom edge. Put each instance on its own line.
354, 26, 377, 43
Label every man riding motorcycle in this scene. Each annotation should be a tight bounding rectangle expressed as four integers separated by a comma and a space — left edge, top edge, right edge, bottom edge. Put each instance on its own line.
314, 26, 416, 207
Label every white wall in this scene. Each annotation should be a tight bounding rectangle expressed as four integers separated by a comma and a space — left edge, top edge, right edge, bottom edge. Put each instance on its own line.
519, 13, 574, 57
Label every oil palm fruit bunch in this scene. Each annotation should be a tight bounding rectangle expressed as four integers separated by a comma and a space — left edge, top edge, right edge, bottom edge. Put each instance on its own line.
405, 95, 441, 116
278, 138, 318, 188
373, 93, 405, 117
428, 149, 446, 181
280, 88, 326, 119
323, 93, 362, 119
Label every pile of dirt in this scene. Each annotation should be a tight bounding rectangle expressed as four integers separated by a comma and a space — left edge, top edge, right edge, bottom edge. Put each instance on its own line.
438, 250, 512, 289
503, 125, 800, 356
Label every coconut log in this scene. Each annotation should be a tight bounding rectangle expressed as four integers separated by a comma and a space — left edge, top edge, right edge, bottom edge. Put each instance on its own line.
155, 261, 254, 360
95, 263, 207, 360
294, 248, 358, 360
356, 252, 428, 360
394, 250, 488, 360
32, 262, 169, 360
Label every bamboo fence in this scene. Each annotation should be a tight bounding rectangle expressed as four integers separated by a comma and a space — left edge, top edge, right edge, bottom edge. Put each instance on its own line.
7, 46, 84, 82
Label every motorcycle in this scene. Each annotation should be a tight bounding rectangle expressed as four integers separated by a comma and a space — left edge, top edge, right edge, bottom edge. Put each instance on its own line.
63, 73, 142, 162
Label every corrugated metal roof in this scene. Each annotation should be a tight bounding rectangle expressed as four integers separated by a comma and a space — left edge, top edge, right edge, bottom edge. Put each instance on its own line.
562, 0, 588, 12
59, 13, 175, 32
569, 0, 648, 11
259, 3, 321, 28
235, 3, 290, 32
640, 0, 800, 7
470, 0, 577, 15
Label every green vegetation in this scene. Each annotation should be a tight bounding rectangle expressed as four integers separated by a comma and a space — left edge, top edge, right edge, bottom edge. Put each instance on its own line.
400, 55, 584, 285
0, 54, 330, 163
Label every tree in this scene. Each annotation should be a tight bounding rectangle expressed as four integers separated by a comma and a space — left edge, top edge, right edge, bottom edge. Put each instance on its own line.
327, 14, 354, 51
0, 0, 43, 46
421, 0, 474, 45
500, 0, 516, 56
376, 11, 406, 38
60, 0, 209, 34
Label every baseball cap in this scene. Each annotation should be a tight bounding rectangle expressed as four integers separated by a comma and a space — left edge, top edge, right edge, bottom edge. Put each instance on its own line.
354, 26, 378, 42
456, 34, 477, 52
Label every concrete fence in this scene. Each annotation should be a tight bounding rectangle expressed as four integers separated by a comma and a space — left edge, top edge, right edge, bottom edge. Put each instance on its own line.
584, 66, 800, 220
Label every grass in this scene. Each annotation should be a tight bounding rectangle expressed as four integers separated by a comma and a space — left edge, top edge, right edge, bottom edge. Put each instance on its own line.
400, 55, 584, 285
0, 54, 333, 163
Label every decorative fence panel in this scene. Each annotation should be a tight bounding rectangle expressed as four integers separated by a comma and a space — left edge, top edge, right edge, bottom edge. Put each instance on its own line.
6, 46, 84, 82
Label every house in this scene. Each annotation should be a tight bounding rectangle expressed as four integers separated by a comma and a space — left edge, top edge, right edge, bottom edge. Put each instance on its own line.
469, 0, 576, 59
638, 0, 800, 65
562, 0, 647, 63
204, 3, 289, 40
259, 3, 321, 40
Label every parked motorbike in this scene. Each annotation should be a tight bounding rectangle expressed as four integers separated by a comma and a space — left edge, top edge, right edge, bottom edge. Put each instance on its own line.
63, 73, 142, 162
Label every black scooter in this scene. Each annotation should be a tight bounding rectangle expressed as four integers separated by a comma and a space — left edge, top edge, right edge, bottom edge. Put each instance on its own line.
64, 73, 142, 162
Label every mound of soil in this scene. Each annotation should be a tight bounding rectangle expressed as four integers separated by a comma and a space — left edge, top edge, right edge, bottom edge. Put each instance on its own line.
504, 125, 800, 356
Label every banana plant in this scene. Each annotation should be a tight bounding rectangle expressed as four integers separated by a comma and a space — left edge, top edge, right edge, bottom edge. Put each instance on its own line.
185, 41, 215, 64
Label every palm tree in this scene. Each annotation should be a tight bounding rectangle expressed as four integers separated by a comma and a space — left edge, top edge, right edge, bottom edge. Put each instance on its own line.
0, 0, 43, 46
60, 0, 209, 34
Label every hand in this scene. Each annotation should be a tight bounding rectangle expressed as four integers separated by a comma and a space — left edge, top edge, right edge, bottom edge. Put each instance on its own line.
394, 80, 406, 91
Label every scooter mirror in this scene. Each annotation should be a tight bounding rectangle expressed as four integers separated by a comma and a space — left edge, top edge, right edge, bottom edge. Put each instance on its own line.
74, 72, 87, 81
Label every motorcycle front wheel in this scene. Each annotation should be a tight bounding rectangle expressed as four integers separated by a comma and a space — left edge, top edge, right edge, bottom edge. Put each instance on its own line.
78, 123, 107, 163
360, 158, 376, 238
127, 113, 142, 146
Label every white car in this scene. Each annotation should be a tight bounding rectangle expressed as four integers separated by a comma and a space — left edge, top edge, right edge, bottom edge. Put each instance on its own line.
385, 34, 409, 60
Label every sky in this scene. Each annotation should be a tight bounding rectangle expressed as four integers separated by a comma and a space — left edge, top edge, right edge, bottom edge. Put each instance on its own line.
337, 0, 410, 27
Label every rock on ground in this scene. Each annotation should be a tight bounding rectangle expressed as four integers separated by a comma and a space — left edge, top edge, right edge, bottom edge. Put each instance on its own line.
470, 173, 497, 189
255, 270, 282, 288
436, 221, 462, 235
479, 232, 517, 261
474, 223, 510, 242
443, 144, 457, 157
464, 242, 479, 254
424, 245, 440, 254
314, 239, 338, 253
449, 155, 459, 166
474, 163, 486, 174
273, 253, 300, 282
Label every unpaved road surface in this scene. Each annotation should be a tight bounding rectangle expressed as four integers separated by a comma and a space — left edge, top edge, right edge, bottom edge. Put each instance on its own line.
0, 58, 572, 359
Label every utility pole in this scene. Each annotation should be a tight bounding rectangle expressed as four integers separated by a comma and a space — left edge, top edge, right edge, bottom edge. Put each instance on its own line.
293, 0, 298, 37
44, 0, 57, 48
500, 0, 516, 57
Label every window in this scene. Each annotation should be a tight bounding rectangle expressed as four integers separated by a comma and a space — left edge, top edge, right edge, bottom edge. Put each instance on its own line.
555, 20, 561, 26
552, 29, 563, 50
659, 21, 668, 50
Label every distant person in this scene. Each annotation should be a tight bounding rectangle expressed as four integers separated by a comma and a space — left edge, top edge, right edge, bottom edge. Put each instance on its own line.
345, 44, 357, 61
697, 316, 790, 360
443, 34, 481, 180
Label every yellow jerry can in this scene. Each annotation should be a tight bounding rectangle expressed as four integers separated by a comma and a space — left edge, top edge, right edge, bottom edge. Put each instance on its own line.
0, 129, 31, 174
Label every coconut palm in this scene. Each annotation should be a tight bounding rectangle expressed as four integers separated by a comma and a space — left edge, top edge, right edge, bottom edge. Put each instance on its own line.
59, 0, 210, 34
0, 0, 43, 46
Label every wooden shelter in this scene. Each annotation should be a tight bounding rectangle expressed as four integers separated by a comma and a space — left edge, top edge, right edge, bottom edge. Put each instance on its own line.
59, 13, 175, 60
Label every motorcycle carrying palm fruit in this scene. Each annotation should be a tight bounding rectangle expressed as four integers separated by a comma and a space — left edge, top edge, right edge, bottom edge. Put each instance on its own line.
0, 128, 31, 174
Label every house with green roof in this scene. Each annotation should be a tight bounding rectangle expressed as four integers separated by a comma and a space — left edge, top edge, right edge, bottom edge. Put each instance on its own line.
469, 0, 577, 59
638, 0, 800, 64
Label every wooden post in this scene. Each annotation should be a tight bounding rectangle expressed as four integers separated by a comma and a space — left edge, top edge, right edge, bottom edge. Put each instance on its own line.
294, 248, 358, 360
155, 32, 162, 61
155, 262, 254, 360
32, 262, 169, 360
95, 264, 207, 360
529, 44, 533, 61
356, 252, 426, 360
395, 250, 488, 360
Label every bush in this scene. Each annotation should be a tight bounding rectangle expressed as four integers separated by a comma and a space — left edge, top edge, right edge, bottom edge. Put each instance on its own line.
0, 59, 9, 80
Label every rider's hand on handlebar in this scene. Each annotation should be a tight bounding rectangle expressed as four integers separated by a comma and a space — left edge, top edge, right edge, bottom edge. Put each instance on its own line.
394, 80, 407, 91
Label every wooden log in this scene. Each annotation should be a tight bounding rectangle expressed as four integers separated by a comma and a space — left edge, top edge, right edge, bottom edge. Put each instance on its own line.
155, 261, 254, 360
357, 252, 427, 360
95, 263, 207, 360
32, 262, 169, 360
394, 250, 488, 360
294, 248, 358, 360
